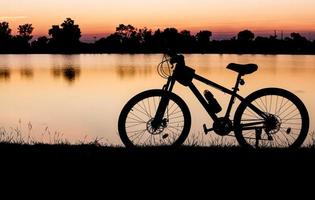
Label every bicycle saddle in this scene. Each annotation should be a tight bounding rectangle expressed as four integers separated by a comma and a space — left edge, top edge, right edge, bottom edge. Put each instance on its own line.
227, 63, 258, 75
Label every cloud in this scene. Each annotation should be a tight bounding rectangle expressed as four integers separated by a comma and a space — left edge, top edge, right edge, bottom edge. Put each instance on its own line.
0, 16, 28, 20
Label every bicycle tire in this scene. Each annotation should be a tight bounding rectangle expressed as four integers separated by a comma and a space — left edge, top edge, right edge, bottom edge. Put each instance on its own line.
234, 88, 309, 148
118, 89, 191, 147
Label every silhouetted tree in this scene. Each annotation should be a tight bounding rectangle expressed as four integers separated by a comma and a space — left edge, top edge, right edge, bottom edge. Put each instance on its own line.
196, 30, 212, 51
137, 28, 154, 52
114, 24, 141, 51
0, 22, 12, 51
95, 33, 122, 52
290, 32, 307, 42
179, 30, 196, 52
287, 32, 310, 53
31, 36, 49, 52
162, 28, 180, 49
1, 20, 315, 54
152, 29, 163, 52
11, 24, 34, 51
196, 30, 212, 43
138, 28, 152, 43
18, 24, 34, 41
48, 18, 81, 51
237, 30, 255, 42
116, 24, 136, 39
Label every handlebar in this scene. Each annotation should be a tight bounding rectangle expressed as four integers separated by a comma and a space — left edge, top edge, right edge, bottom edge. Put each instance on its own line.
165, 50, 185, 66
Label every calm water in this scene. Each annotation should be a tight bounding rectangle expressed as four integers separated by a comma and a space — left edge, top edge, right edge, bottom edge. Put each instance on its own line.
0, 54, 314, 145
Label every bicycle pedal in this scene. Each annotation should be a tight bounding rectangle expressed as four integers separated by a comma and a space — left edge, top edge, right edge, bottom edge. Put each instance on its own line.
203, 124, 213, 135
203, 124, 208, 134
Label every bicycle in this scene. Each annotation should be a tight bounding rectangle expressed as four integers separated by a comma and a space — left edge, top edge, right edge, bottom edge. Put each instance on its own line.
118, 51, 309, 148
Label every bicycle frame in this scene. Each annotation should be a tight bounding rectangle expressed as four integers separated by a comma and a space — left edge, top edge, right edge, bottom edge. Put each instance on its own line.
156, 65, 269, 131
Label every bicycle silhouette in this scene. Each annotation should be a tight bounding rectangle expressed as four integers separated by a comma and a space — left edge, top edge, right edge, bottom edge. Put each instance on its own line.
118, 51, 309, 148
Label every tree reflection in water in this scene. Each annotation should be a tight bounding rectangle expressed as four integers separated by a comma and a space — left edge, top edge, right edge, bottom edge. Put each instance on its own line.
117, 65, 153, 79
52, 66, 81, 84
0, 68, 10, 81
20, 68, 34, 79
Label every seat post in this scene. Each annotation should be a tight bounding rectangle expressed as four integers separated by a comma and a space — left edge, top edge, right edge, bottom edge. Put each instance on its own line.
234, 73, 243, 92
225, 73, 243, 118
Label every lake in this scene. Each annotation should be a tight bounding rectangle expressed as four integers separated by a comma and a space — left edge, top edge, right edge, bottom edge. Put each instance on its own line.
0, 54, 314, 146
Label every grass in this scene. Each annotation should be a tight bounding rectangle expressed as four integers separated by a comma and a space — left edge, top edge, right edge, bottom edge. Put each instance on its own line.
1, 121, 314, 148
0, 120, 109, 147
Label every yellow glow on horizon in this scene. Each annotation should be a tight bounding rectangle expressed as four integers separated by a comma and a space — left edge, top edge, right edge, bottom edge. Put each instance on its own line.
1, 0, 315, 36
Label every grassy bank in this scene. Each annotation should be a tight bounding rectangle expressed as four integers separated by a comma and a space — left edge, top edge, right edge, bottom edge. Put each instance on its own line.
1, 142, 314, 163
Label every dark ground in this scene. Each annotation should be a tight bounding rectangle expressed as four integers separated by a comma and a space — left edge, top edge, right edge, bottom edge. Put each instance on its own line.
1, 143, 314, 173
1, 143, 314, 196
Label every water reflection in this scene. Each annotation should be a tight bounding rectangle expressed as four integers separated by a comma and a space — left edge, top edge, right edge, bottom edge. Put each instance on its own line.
116, 65, 153, 79
117, 66, 136, 78
20, 68, 34, 79
0, 68, 10, 81
52, 66, 81, 84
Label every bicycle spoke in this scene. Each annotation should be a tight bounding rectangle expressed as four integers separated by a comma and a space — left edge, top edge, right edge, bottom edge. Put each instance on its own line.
168, 120, 184, 124
121, 91, 189, 147
259, 96, 268, 112
147, 98, 152, 118
168, 106, 180, 116
136, 102, 150, 117
141, 100, 152, 118
275, 95, 279, 116
130, 130, 147, 142
269, 95, 272, 113
133, 106, 151, 118
278, 103, 295, 117
243, 111, 259, 119
167, 102, 177, 115
281, 110, 300, 122
170, 115, 185, 120
129, 112, 147, 123
167, 125, 184, 132
237, 88, 308, 149
126, 123, 145, 129
127, 116, 146, 123
276, 98, 291, 116
275, 97, 285, 116
245, 106, 261, 119
253, 101, 265, 114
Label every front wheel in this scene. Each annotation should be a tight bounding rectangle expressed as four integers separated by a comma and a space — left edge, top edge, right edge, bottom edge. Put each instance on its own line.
234, 88, 309, 148
118, 90, 191, 147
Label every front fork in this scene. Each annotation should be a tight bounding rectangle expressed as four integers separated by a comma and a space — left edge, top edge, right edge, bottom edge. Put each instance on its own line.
151, 77, 176, 129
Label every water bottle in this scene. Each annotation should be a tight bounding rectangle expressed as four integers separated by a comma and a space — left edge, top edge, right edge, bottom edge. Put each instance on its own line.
204, 90, 222, 113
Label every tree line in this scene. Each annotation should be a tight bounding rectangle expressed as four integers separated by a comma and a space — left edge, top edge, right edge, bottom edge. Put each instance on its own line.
1, 18, 315, 54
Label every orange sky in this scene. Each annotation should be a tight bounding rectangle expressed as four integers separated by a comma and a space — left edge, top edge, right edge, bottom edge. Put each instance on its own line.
1, 0, 315, 39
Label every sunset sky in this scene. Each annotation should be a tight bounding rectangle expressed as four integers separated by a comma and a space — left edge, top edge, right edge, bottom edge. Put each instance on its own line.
1, 0, 315, 40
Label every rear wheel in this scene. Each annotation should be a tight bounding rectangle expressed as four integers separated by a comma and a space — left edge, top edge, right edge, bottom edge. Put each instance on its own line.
118, 90, 191, 147
234, 88, 309, 148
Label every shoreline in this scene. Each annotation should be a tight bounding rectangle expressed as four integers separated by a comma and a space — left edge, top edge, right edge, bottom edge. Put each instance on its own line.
1, 143, 314, 160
